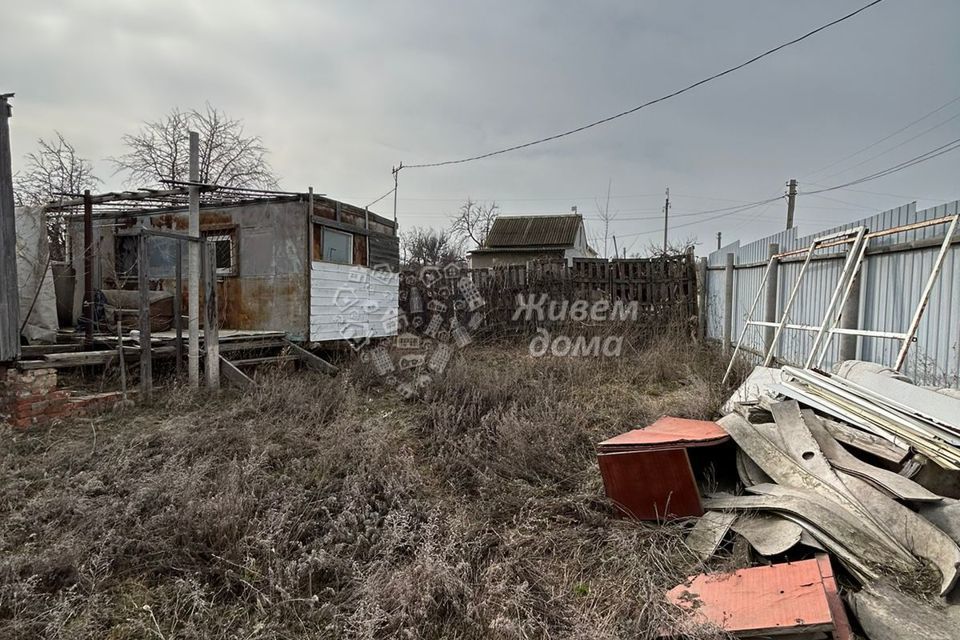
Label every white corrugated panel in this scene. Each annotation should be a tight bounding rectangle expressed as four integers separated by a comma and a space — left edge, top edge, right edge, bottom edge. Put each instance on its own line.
703, 200, 960, 387
309, 261, 399, 342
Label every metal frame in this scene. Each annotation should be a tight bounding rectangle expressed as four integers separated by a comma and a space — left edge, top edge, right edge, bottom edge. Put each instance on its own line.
723, 214, 960, 381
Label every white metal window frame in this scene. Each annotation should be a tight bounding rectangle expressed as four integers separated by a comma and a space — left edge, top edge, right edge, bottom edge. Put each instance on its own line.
322, 227, 354, 265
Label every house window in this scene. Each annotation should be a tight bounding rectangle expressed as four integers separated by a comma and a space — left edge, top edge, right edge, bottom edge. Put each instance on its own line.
322, 228, 353, 265
204, 230, 238, 276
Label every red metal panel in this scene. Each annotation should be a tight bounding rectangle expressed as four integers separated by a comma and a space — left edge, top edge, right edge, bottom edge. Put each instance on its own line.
816, 553, 853, 640
597, 416, 728, 450
597, 448, 703, 520
666, 559, 835, 636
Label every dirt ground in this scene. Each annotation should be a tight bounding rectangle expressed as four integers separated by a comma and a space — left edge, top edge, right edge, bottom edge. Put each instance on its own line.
0, 336, 741, 639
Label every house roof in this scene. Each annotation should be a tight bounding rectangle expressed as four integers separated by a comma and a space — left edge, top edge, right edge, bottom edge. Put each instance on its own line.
483, 214, 582, 248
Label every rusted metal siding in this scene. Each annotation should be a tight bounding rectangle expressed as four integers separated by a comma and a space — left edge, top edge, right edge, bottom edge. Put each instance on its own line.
484, 214, 582, 248
368, 233, 399, 270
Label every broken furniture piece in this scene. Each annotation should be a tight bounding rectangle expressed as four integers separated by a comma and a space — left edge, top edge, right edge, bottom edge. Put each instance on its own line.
596, 417, 729, 520
665, 555, 851, 638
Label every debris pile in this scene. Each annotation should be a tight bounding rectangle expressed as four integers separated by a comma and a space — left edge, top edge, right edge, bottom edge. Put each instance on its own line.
598, 360, 960, 639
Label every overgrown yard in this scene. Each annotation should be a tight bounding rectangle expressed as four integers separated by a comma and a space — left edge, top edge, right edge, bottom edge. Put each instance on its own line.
1, 337, 740, 639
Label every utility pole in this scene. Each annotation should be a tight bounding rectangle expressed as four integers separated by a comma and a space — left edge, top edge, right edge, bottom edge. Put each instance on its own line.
785, 178, 798, 230
0, 93, 19, 362
716, 231, 722, 251
392, 162, 402, 229
662, 187, 670, 255
188, 131, 200, 388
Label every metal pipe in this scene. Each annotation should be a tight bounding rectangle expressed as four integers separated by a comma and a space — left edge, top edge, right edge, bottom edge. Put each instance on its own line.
722, 253, 735, 356
83, 189, 94, 346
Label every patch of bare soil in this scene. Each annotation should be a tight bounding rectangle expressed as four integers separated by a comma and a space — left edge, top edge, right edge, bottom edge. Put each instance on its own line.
0, 336, 739, 639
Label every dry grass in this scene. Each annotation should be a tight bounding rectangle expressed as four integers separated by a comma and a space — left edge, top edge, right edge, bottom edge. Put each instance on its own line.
0, 336, 739, 639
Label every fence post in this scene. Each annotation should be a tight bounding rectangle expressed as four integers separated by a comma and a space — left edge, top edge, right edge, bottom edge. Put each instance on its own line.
203, 243, 221, 390
839, 268, 862, 362
138, 233, 152, 401
722, 252, 735, 355
697, 257, 707, 340
763, 243, 780, 357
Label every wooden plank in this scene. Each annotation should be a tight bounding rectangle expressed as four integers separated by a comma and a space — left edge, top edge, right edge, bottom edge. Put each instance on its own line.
203, 243, 220, 390
219, 355, 255, 389
284, 339, 338, 375
0, 95, 20, 362
138, 233, 152, 401
665, 558, 835, 637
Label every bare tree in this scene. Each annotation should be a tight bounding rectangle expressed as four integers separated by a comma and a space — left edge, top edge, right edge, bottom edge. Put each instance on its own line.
111, 104, 278, 189
641, 235, 698, 257
594, 179, 617, 258
450, 198, 499, 248
401, 227, 463, 267
14, 132, 101, 260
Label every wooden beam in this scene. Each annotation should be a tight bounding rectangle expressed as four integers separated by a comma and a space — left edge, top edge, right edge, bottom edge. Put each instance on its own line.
284, 339, 338, 375
138, 233, 152, 401
219, 355, 255, 389
203, 242, 220, 390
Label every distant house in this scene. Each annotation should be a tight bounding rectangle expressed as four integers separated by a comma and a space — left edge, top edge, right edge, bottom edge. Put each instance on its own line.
467, 214, 597, 268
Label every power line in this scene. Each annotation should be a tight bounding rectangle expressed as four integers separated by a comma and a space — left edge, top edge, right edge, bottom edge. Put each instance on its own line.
402, 0, 886, 169
802, 93, 960, 180
364, 186, 395, 209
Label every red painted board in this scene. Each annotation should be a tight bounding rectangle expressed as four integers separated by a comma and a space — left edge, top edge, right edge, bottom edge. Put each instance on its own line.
815, 553, 853, 640
598, 416, 729, 451
597, 448, 703, 520
665, 558, 835, 636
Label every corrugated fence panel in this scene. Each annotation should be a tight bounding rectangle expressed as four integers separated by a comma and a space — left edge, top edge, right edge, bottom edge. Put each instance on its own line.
705, 200, 960, 388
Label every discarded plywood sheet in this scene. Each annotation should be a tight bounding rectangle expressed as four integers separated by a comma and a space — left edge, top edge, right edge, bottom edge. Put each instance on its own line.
847, 581, 960, 640
685, 511, 737, 560
803, 409, 941, 502
597, 449, 703, 520
597, 416, 729, 451
840, 473, 959, 596
815, 553, 853, 640
730, 514, 802, 556
597, 417, 729, 521
820, 416, 909, 464
665, 558, 835, 637
718, 413, 909, 559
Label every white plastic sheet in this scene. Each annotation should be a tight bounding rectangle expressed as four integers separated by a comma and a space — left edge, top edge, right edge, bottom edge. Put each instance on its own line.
15, 205, 58, 343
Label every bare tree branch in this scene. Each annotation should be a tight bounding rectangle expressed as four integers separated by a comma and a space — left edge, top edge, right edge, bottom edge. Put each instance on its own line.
13, 132, 101, 260
110, 104, 279, 190
450, 199, 499, 249
400, 227, 463, 267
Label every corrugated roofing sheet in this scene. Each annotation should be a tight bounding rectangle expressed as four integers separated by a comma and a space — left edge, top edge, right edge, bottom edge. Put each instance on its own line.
484, 214, 582, 248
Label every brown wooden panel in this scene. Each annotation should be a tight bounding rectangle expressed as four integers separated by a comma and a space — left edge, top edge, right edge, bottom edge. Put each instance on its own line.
597, 448, 703, 520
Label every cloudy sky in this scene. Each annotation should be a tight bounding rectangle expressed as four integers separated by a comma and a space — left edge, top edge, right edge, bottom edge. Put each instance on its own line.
3, 0, 959, 255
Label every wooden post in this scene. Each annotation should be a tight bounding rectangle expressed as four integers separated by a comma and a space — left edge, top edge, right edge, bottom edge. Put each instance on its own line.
83, 189, 94, 345
138, 232, 152, 401
187, 131, 201, 388
697, 257, 707, 340
763, 243, 780, 357
0, 93, 19, 362
839, 269, 862, 362
116, 309, 127, 401
203, 242, 220, 390
174, 240, 183, 373
722, 252, 735, 355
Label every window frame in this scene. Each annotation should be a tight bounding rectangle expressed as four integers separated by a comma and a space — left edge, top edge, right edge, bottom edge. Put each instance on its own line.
321, 227, 354, 265
202, 228, 239, 277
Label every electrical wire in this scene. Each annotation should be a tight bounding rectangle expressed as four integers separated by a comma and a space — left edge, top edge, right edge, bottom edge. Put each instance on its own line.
364, 187, 395, 209
802, 93, 960, 180
402, 0, 886, 169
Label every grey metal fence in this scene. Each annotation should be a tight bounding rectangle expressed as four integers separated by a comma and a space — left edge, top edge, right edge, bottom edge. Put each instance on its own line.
704, 200, 960, 388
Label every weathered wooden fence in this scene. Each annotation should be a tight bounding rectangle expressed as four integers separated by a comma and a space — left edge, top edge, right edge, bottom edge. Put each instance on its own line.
399, 254, 697, 336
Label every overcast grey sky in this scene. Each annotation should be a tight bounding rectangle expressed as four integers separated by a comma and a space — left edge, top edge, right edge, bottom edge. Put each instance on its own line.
3, 0, 959, 255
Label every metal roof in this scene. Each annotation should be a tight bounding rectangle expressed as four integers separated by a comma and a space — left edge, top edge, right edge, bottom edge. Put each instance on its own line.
484, 214, 582, 248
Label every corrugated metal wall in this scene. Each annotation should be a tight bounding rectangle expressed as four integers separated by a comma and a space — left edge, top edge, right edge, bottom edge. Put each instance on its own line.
705, 200, 960, 388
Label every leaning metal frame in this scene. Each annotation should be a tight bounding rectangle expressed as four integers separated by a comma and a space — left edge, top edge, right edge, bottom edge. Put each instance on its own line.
721, 214, 960, 383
